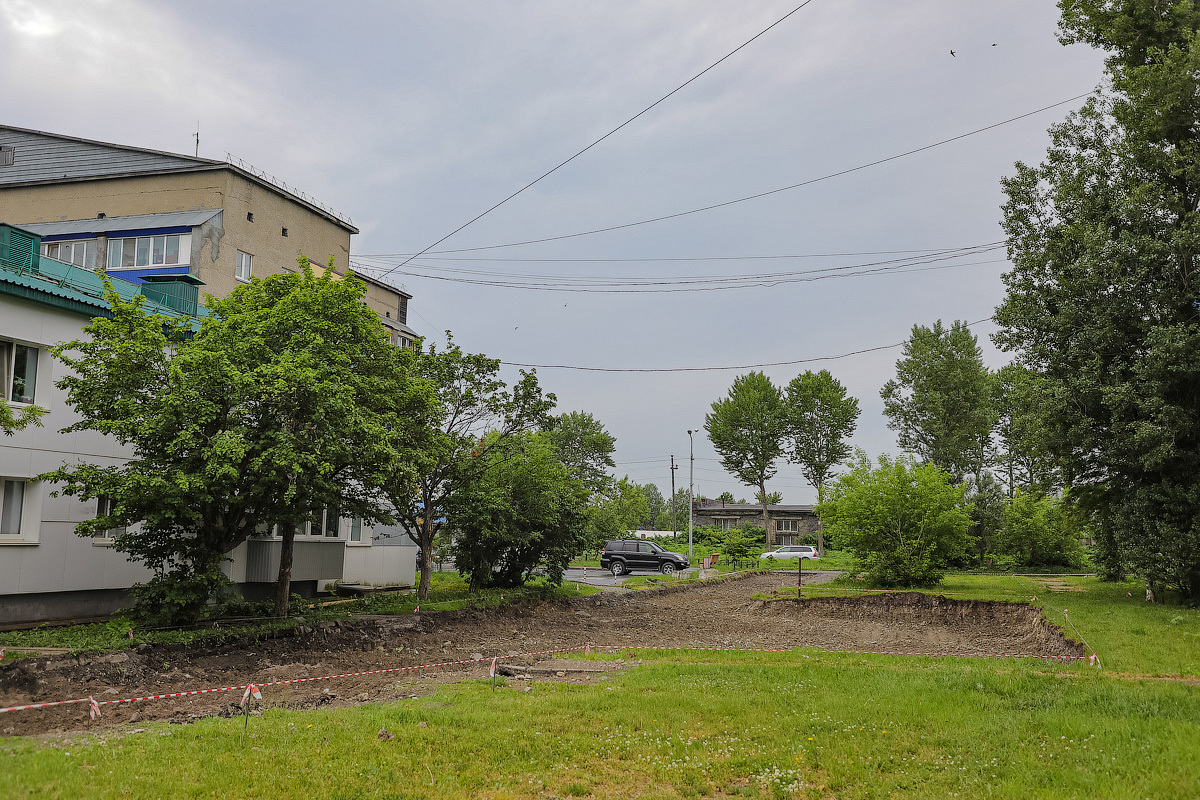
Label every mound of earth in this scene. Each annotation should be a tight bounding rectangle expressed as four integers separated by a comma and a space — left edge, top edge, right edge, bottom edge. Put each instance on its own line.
0, 573, 1082, 736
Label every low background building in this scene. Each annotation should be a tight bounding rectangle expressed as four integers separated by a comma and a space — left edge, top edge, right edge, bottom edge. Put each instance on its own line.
691, 499, 820, 548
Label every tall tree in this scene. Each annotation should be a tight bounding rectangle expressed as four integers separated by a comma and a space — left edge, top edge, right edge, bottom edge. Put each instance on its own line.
638, 482, 667, 529
392, 336, 554, 601
544, 411, 616, 493
993, 364, 1060, 497
784, 370, 860, 501
995, 2, 1200, 599
881, 320, 996, 484
44, 261, 429, 621
705, 372, 785, 535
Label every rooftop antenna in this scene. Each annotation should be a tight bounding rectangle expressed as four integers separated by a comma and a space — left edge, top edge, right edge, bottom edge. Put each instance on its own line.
193, 122, 200, 157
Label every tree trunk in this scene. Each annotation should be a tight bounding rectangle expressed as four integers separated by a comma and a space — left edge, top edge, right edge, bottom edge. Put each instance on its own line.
760, 479, 771, 547
417, 503, 436, 601
815, 482, 825, 557
273, 524, 296, 617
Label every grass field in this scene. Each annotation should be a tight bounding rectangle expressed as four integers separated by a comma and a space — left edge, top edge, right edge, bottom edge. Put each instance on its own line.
2, 574, 1198, 799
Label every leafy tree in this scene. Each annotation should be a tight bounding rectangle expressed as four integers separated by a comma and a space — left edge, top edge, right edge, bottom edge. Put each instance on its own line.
817, 452, 973, 587
783, 369, 860, 501
716, 491, 737, 504
881, 321, 996, 484
718, 528, 757, 566
545, 411, 616, 493
654, 487, 691, 537
705, 372, 785, 534
638, 482, 667, 529
994, 2, 1200, 598
0, 400, 44, 436
392, 335, 554, 600
993, 364, 1060, 497
998, 492, 1085, 569
754, 489, 783, 505
43, 260, 428, 621
966, 472, 1008, 568
448, 432, 587, 591
580, 477, 650, 553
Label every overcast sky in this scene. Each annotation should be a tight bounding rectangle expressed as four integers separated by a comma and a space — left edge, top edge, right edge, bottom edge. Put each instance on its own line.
0, 0, 1107, 503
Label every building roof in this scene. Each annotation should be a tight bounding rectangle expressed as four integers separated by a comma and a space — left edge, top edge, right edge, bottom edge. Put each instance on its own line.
0, 125, 358, 234
693, 502, 816, 513
19, 209, 222, 238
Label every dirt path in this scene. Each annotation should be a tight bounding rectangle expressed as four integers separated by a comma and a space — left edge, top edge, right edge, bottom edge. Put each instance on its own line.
0, 573, 1081, 737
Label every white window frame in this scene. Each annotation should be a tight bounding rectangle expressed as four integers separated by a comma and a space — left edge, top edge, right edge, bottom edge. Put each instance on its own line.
347, 517, 370, 546
776, 519, 799, 534
105, 234, 191, 270
235, 250, 253, 282
42, 239, 98, 269
1, 337, 40, 406
0, 478, 41, 544
92, 495, 127, 547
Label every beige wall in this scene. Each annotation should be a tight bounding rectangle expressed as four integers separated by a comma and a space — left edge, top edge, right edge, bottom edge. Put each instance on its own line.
0, 170, 406, 314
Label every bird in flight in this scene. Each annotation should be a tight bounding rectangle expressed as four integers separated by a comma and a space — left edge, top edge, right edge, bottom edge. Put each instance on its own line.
950, 49, 956, 57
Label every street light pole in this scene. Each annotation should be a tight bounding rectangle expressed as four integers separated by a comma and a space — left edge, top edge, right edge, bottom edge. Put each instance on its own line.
686, 429, 695, 561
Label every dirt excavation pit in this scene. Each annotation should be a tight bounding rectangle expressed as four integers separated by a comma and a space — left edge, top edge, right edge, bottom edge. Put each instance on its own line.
0, 573, 1083, 736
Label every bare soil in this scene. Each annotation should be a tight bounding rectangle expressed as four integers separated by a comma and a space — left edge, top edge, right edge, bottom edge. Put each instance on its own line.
0, 573, 1082, 737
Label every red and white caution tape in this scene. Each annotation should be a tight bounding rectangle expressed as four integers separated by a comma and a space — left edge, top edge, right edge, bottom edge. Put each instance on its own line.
240, 684, 262, 707
88, 696, 100, 720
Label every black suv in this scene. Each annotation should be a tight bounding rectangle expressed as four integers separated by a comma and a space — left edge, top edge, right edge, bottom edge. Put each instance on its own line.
600, 539, 690, 576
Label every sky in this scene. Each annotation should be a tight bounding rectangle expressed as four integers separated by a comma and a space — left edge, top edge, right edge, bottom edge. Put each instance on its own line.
0, 0, 1107, 504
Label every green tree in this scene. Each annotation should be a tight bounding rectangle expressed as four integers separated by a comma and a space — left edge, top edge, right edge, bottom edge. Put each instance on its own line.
545, 411, 616, 493
393, 336, 554, 601
448, 431, 587, 591
817, 452, 973, 587
716, 491, 737, 504
705, 372, 785, 535
43, 260, 429, 621
783, 369, 860, 501
638, 482, 667, 529
994, 2, 1200, 598
581, 477, 650, 553
881, 321, 996, 485
654, 487, 691, 538
998, 492, 1085, 570
993, 364, 1060, 497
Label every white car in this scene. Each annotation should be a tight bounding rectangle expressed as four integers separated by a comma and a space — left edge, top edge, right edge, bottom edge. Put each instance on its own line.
760, 545, 818, 560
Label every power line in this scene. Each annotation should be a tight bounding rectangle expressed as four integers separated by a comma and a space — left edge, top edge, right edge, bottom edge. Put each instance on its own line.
377, 0, 821, 281
378, 92, 1096, 257
498, 316, 996, 373
352, 244, 994, 261
359, 254, 1006, 294
352, 242, 1002, 285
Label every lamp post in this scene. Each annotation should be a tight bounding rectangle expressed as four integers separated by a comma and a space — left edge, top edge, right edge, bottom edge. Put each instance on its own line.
686, 429, 695, 561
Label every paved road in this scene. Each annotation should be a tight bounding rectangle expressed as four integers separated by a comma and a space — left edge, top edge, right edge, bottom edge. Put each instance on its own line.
562, 566, 628, 588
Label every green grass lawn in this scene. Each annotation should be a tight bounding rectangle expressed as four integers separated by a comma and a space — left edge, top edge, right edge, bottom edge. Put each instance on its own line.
2, 649, 1197, 799
2, 573, 1198, 798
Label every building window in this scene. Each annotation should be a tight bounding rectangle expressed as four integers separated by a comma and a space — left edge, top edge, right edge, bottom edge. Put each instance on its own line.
349, 517, 363, 542
776, 519, 799, 534
325, 506, 341, 538
1, 479, 25, 535
1, 339, 38, 404
398, 296, 408, 324
94, 496, 127, 544
281, 227, 288, 237
235, 250, 253, 282
718, 518, 736, 531
106, 234, 188, 269
246, 212, 254, 222
42, 240, 97, 269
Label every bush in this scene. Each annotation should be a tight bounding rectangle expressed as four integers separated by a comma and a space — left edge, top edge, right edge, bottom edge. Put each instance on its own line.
998, 492, 1085, 569
817, 453, 973, 587
128, 567, 230, 627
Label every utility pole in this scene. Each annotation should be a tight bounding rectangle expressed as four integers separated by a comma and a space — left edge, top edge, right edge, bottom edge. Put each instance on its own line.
670, 455, 678, 544
687, 429, 695, 561
194, 122, 200, 157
